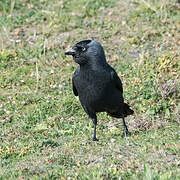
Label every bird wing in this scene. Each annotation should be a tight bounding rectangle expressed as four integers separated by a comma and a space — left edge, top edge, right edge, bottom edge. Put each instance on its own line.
110, 70, 123, 94
72, 66, 80, 96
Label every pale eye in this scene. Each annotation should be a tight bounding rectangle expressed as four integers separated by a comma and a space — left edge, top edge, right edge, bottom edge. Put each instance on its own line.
82, 47, 86, 52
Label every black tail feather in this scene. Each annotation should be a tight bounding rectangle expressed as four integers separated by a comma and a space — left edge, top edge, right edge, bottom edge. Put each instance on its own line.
124, 103, 134, 115
107, 103, 134, 118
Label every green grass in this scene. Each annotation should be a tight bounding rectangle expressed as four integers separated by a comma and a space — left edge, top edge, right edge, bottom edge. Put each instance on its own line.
0, 0, 180, 179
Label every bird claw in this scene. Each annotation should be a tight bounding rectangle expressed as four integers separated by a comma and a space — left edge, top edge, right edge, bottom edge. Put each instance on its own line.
122, 131, 131, 138
92, 137, 99, 141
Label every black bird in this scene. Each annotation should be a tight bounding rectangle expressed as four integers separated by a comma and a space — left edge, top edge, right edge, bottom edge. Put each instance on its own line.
65, 40, 134, 141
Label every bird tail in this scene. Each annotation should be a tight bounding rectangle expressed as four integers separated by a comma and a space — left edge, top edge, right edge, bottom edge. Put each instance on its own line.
107, 103, 134, 118
123, 103, 134, 116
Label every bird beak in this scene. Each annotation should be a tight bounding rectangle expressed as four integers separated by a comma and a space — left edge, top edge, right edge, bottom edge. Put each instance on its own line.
65, 48, 76, 56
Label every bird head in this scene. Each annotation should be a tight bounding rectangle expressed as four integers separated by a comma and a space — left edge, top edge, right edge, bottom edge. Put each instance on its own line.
65, 40, 106, 66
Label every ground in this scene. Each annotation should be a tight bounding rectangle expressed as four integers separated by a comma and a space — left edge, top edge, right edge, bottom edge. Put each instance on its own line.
0, 0, 180, 179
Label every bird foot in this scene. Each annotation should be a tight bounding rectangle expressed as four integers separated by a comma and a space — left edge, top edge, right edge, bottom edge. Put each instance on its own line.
92, 137, 99, 141
122, 131, 131, 138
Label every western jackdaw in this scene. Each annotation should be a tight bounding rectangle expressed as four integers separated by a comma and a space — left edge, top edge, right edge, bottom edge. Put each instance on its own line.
65, 40, 134, 141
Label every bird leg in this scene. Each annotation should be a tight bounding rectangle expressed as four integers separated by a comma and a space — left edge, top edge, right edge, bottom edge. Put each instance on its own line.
92, 117, 98, 141
122, 115, 131, 137
86, 110, 98, 141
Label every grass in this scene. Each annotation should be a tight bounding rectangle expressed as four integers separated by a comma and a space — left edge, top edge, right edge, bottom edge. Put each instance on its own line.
0, 0, 180, 179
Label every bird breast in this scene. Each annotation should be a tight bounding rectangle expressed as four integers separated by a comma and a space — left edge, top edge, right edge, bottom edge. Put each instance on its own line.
76, 71, 114, 107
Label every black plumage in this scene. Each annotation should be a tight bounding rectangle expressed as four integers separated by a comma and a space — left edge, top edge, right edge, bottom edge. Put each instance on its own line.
65, 40, 134, 141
